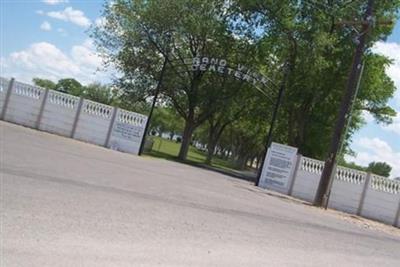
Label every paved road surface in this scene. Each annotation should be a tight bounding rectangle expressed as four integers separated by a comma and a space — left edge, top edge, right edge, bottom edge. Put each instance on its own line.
1, 121, 399, 266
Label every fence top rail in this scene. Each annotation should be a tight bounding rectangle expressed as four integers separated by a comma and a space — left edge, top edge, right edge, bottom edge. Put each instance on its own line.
13, 80, 45, 100
0, 77, 148, 122
117, 109, 147, 126
82, 99, 114, 119
299, 155, 400, 188
48, 90, 80, 109
300, 156, 367, 185
301, 153, 399, 192
300, 156, 325, 174
335, 166, 367, 184
370, 174, 400, 194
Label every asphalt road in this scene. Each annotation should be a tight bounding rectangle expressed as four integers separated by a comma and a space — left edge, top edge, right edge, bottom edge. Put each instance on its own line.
1, 121, 400, 267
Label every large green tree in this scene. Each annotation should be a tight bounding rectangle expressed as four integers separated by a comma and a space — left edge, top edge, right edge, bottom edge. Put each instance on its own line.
32, 78, 56, 90
55, 78, 84, 96
84, 82, 118, 105
93, 0, 263, 160
92, 0, 399, 166
367, 161, 392, 177
234, 0, 399, 160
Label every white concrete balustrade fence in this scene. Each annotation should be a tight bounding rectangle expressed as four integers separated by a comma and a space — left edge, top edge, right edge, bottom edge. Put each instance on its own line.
0, 77, 147, 155
282, 156, 400, 228
39, 90, 80, 137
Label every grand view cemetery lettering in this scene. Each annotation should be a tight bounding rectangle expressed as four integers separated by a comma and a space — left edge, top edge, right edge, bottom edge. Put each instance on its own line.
183, 57, 273, 89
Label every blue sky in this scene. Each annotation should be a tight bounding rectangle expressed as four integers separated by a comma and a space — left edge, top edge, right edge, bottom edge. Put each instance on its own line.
1, 0, 400, 177
1, 0, 108, 83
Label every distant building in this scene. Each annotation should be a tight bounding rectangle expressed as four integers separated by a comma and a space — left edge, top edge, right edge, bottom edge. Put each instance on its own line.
394, 177, 400, 182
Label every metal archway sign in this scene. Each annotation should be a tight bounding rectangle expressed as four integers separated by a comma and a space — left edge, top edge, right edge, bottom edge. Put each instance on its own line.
189, 57, 275, 87
171, 56, 279, 101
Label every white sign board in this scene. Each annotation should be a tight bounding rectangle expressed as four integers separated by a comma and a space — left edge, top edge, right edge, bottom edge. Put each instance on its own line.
112, 122, 143, 142
258, 142, 298, 190
108, 110, 147, 155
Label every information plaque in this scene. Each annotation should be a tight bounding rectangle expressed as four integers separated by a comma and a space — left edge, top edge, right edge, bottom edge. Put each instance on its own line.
259, 142, 298, 190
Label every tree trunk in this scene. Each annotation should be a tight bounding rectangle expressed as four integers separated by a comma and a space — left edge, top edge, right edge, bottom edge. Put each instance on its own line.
235, 154, 248, 170
225, 147, 232, 160
256, 156, 261, 170
205, 138, 217, 165
178, 120, 195, 160
205, 124, 218, 165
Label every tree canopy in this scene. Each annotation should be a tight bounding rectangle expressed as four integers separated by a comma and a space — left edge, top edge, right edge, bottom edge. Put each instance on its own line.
90, 0, 399, 166
367, 161, 392, 177
32, 77, 119, 107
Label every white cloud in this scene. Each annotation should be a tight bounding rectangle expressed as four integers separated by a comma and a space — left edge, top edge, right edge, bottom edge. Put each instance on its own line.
382, 113, 400, 135
42, 0, 69, 5
36, 10, 45, 15
71, 39, 103, 74
1, 40, 112, 85
40, 21, 52, 31
47, 7, 91, 28
95, 17, 106, 28
346, 137, 400, 178
372, 41, 400, 107
358, 137, 392, 152
361, 110, 374, 124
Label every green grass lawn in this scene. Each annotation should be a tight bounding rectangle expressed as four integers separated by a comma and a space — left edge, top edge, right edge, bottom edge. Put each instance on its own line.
145, 136, 239, 171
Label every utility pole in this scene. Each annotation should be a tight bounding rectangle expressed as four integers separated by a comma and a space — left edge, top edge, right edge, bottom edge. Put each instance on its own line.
324, 62, 365, 207
338, 62, 365, 157
138, 32, 172, 156
314, 0, 375, 207
138, 56, 169, 156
